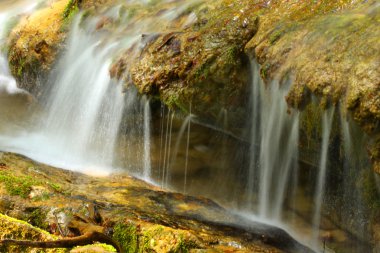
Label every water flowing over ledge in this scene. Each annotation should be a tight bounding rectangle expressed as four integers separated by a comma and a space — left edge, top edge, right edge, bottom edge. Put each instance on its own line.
0, 0, 379, 252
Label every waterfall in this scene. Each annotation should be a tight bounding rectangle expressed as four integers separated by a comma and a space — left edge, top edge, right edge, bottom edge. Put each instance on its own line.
246, 61, 261, 210
161, 110, 175, 188
247, 60, 299, 220
169, 113, 192, 193
0, 16, 126, 175
184, 109, 191, 193
142, 96, 152, 180
0, 2, 375, 252
0, 1, 194, 177
0, 2, 38, 95
258, 81, 299, 219
311, 108, 335, 248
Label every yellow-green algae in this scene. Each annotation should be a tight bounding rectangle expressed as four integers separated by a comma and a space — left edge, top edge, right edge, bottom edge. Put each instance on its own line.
71, 243, 117, 252
0, 213, 65, 253
0, 170, 40, 198
112, 222, 139, 253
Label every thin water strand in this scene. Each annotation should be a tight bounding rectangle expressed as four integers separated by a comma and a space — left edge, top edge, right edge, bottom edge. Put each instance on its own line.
184, 104, 192, 193
312, 108, 335, 248
143, 96, 152, 180
257, 80, 299, 219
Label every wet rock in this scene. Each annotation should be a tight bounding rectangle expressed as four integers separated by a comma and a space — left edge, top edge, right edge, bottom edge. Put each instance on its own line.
0, 213, 63, 253
7, 0, 69, 97
111, 0, 260, 134
6, 0, 117, 98
0, 152, 298, 252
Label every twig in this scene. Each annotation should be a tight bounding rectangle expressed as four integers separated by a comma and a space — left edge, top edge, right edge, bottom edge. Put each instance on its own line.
0, 231, 123, 253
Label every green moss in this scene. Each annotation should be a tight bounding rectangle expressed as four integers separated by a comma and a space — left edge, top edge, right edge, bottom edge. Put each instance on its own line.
163, 93, 184, 112
61, 0, 80, 31
223, 45, 239, 65
27, 208, 49, 231
47, 182, 62, 192
63, 0, 80, 20
112, 222, 139, 253
16, 58, 26, 77
139, 225, 164, 252
169, 236, 197, 253
0, 213, 65, 253
0, 171, 40, 198
73, 243, 117, 252
260, 63, 271, 80
192, 55, 217, 81
32, 192, 51, 201
0, 213, 57, 239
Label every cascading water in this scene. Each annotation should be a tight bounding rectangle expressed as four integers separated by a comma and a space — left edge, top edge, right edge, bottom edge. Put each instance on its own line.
0, 1, 376, 252
0, 2, 38, 94
0, 15, 126, 175
0, 0, 200, 177
247, 60, 299, 220
311, 108, 335, 248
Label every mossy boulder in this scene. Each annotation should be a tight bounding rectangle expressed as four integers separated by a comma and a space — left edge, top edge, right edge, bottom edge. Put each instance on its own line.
110, 0, 259, 133
7, 0, 70, 96
0, 213, 63, 253
7, 0, 116, 97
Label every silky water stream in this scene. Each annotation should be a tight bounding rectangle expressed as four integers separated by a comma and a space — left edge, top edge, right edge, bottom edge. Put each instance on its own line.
0, 1, 376, 253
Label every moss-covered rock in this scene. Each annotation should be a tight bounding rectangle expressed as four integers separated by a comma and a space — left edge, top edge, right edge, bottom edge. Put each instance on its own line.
7, 0, 70, 96
71, 243, 117, 253
0, 213, 64, 253
0, 153, 287, 252
110, 0, 259, 132
6, 0, 117, 97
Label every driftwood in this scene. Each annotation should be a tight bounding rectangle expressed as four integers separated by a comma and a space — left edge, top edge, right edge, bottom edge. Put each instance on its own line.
0, 208, 123, 253
0, 231, 122, 252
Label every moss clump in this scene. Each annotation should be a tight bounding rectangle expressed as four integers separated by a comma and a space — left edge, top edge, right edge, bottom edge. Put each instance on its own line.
112, 222, 139, 253
47, 182, 63, 192
192, 55, 217, 82
0, 171, 39, 198
72, 243, 117, 252
63, 0, 80, 20
169, 236, 197, 253
26, 208, 49, 231
0, 213, 63, 253
139, 225, 164, 252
